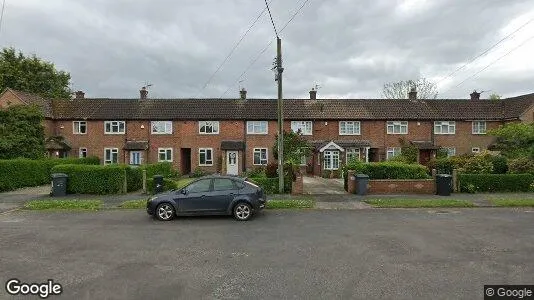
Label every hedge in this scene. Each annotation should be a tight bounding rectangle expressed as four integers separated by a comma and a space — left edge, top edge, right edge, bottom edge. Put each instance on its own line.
248, 177, 291, 194
0, 157, 100, 192
51, 164, 125, 195
343, 162, 430, 180
458, 174, 534, 193
146, 178, 179, 194
124, 166, 143, 192
142, 162, 176, 178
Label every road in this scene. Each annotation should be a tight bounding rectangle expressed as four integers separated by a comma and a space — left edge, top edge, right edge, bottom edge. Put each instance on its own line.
0, 208, 533, 299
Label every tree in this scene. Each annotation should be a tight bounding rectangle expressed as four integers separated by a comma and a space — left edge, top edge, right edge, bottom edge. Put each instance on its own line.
489, 93, 501, 100
488, 123, 534, 159
381, 78, 438, 99
0, 104, 45, 159
272, 130, 312, 166
0, 47, 71, 99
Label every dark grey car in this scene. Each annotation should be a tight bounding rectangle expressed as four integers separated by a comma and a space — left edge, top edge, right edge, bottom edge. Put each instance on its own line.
146, 175, 266, 221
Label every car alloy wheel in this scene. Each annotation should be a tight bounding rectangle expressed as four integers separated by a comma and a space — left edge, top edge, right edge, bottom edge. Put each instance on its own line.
234, 203, 252, 221
156, 203, 175, 221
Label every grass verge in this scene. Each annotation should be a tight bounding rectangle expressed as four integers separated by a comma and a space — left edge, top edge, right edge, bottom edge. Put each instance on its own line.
266, 199, 315, 209
24, 199, 103, 210
364, 199, 474, 208
489, 199, 534, 207
119, 199, 148, 209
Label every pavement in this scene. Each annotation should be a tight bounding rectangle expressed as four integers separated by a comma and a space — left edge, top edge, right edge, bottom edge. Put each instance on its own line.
1, 209, 533, 299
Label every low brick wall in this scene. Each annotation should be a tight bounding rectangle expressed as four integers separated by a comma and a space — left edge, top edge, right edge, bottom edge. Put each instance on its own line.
367, 179, 435, 194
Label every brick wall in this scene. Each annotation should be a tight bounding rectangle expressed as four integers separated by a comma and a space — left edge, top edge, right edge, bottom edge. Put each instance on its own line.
367, 179, 435, 194
433, 120, 501, 155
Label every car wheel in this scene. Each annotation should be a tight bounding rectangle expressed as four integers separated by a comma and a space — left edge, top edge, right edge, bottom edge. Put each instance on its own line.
233, 202, 252, 221
155, 203, 175, 221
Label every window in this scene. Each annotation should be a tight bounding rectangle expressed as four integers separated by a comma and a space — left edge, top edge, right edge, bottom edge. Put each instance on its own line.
323, 150, 340, 170
339, 121, 361, 135
386, 121, 408, 134
247, 121, 268, 134
151, 121, 172, 134
199, 148, 213, 166
104, 148, 119, 164
199, 121, 219, 134
346, 148, 360, 163
472, 121, 486, 134
300, 155, 307, 166
130, 151, 142, 165
386, 147, 402, 160
187, 179, 212, 193
291, 121, 313, 135
253, 148, 268, 165
472, 147, 480, 154
213, 179, 236, 191
443, 147, 456, 157
104, 121, 125, 134
158, 148, 173, 162
73, 121, 87, 134
434, 121, 456, 134
79, 148, 87, 158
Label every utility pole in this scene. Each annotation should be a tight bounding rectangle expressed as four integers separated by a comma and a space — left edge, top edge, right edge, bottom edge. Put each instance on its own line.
276, 37, 284, 193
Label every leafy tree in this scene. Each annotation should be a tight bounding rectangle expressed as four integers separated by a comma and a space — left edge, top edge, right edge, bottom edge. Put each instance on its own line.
488, 123, 534, 159
381, 78, 438, 99
489, 93, 501, 100
0, 47, 71, 99
0, 105, 45, 159
272, 130, 312, 166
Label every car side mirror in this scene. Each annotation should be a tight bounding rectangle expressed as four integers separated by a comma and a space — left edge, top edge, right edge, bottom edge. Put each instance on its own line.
180, 189, 187, 195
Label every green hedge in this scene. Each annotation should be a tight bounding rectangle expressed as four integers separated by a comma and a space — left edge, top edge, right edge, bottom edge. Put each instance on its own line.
0, 157, 100, 192
343, 162, 430, 180
51, 164, 125, 195
458, 174, 534, 193
124, 166, 143, 192
248, 177, 291, 194
142, 162, 176, 178
146, 178, 178, 194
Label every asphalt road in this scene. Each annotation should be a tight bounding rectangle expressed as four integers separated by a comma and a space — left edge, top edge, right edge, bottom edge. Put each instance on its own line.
0, 209, 533, 299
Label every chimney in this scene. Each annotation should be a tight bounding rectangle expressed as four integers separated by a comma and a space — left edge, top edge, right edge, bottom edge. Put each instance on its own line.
239, 88, 247, 100
75, 91, 85, 99
408, 87, 417, 100
140, 87, 148, 100
470, 90, 481, 100
309, 88, 317, 100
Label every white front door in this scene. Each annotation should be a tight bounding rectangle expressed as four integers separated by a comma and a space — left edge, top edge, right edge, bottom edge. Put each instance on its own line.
130, 151, 142, 165
226, 151, 238, 175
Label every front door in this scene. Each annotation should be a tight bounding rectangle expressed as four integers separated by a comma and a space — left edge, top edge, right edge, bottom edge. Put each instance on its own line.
129, 151, 142, 165
419, 150, 432, 166
226, 151, 238, 175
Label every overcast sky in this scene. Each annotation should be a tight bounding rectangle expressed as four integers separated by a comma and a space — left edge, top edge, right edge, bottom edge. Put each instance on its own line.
1, 0, 534, 99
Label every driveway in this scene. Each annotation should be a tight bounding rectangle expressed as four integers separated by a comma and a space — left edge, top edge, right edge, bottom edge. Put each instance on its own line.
303, 176, 345, 194
1, 209, 532, 299
0, 185, 50, 213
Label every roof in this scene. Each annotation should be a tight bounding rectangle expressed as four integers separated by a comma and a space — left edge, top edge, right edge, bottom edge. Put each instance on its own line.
6, 88, 54, 118
410, 141, 439, 150
311, 140, 371, 151
45, 136, 71, 150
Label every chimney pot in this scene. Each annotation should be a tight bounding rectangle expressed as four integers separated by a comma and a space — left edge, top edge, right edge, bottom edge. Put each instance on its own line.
309, 88, 317, 100
239, 88, 247, 100
140, 87, 148, 100
408, 87, 417, 100
75, 91, 85, 99
470, 90, 481, 100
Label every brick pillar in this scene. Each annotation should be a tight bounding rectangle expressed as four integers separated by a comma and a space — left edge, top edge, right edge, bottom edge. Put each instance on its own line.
347, 170, 356, 194
291, 173, 303, 195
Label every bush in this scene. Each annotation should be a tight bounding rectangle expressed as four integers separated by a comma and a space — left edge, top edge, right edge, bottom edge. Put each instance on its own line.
141, 162, 177, 178
490, 155, 508, 174
146, 178, 179, 194
248, 177, 291, 194
124, 166, 143, 192
191, 167, 206, 178
265, 162, 278, 178
0, 157, 100, 192
508, 157, 534, 174
458, 174, 534, 193
246, 166, 266, 178
428, 157, 454, 174
461, 153, 493, 174
345, 162, 430, 180
51, 164, 125, 194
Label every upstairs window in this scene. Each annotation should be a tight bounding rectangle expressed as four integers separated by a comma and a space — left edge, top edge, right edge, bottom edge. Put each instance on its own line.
151, 121, 173, 134
247, 121, 268, 134
73, 121, 87, 134
387, 121, 408, 134
472, 121, 486, 134
291, 121, 313, 135
199, 121, 219, 134
339, 121, 361, 135
104, 121, 125, 134
434, 121, 456, 134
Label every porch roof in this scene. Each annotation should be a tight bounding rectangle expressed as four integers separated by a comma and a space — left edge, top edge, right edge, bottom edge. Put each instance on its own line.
124, 140, 149, 150
221, 140, 245, 150
410, 141, 439, 150
311, 140, 371, 152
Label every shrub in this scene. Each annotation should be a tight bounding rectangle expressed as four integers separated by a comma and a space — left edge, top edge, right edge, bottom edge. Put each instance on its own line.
458, 174, 534, 193
347, 162, 430, 179
141, 162, 177, 178
321, 170, 331, 178
246, 166, 266, 178
508, 157, 534, 174
191, 167, 206, 178
461, 153, 493, 174
51, 164, 125, 194
248, 177, 291, 194
490, 155, 508, 174
124, 166, 143, 192
428, 157, 454, 174
146, 178, 179, 194
0, 157, 100, 192
265, 162, 278, 178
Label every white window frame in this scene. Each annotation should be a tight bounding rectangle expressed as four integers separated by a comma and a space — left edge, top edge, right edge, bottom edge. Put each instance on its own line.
434, 121, 456, 135
129, 151, 143, 165
158, 148, 173, 162
253, 148, 268, 165
151, 121, 173, 134
339, 121, 361, 135
199, 121, 220, 134
323, 150, 340, 170
247, 121, 268, 134
386, 121, 408, 134
472, 121, 486, 135
104, 148, 119, 165
199, 148, 213, 166
79, 147, 87, 158
104, 121, 126, 134
472, 147, 480, 154
73, 121, 87, 135
291, 121, 313, 135
443, 147, 456, 157
386, 147, 402, 160
346, 148, 360, 163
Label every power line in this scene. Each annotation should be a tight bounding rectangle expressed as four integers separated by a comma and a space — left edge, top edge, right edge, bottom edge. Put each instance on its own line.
441, 35, 534, 95
0, 0, 6, 37
264, 0, 279, 37
194, 0, 273, 98
436, 17, 533, 86
220, 0, 312, 98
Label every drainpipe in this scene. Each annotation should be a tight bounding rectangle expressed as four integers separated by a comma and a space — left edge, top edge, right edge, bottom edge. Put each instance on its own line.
242, 120, 247, 173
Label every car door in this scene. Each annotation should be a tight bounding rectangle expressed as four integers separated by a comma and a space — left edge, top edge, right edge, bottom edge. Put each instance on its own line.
208, 178, 238, 212
177, 179, 213, 213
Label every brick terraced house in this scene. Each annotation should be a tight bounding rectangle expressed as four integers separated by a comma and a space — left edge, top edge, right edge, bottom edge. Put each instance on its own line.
1, 87, 533, 176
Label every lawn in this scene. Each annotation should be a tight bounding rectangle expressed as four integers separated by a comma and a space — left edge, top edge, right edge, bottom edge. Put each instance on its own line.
24, 199, 103, 210
119, 199, 148, 209
364, 199, 474, 208
266, 199, 315, 209
489, 199, 534, 207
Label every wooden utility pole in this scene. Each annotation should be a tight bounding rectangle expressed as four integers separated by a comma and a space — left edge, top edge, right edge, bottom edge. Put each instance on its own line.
276, 37, 284, 193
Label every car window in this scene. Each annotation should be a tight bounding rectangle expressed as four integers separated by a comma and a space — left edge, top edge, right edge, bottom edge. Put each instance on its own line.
213, 179, 236, 191
187, 179, 212, 193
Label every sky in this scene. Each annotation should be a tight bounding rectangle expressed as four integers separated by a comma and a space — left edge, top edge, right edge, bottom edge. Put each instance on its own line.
1, 0, 534, 99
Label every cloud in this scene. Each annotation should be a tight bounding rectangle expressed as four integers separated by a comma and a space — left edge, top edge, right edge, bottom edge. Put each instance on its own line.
1, 0, 533, 99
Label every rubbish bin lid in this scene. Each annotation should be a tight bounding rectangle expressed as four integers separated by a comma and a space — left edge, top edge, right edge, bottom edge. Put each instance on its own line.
436, 174, 452, 177
355, 174, 369, 178
51, 173, 68, 178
